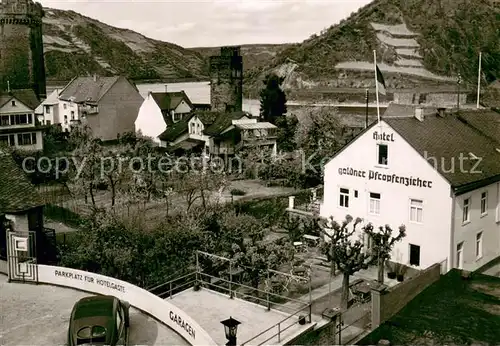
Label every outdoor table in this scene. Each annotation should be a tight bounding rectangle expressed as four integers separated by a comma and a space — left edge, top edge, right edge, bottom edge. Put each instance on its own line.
302, 234, 320, 246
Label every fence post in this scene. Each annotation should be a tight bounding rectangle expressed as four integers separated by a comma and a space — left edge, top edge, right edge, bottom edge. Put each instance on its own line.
371, 284, 387, 329
229, 260, 234, 299
195, 251, 199, 284
267, 269, 271, 311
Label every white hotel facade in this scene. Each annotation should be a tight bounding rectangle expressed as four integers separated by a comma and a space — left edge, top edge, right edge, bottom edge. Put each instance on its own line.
319, 109, 500, 273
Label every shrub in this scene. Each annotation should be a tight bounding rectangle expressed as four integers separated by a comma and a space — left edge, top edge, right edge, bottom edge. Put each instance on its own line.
230, 188, 246, 196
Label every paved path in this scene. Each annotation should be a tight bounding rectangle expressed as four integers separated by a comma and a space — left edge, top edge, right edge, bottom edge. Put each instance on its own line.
278, 266, 399, 344
0, 274, 187, 346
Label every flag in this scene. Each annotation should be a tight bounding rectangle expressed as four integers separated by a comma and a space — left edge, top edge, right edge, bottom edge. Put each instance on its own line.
376, 65, 386, 95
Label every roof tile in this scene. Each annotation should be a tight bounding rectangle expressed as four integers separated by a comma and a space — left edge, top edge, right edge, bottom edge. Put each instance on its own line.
59, 76, 120, 103
0, 150, 44, 213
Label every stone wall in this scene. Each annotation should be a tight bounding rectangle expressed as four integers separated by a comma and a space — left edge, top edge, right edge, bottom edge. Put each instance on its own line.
371, 262, 441, 328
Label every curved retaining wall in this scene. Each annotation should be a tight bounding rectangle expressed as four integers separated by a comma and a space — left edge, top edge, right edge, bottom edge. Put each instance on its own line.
37, 265, 216, 346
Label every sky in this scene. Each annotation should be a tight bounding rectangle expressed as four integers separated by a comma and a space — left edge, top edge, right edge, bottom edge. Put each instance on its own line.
37, 0, 372, 47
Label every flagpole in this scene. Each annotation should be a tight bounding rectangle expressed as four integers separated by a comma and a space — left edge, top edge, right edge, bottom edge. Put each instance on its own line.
477, 51, 482, 109
373, 50, 381, 123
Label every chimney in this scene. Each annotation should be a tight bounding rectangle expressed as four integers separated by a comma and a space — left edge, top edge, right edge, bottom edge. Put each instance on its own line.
437, 107, 446, 118
414, 107, 424, 122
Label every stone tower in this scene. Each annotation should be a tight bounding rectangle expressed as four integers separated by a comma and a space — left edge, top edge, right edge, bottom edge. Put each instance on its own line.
209, 46, 243, 112
0, 0, 46, 100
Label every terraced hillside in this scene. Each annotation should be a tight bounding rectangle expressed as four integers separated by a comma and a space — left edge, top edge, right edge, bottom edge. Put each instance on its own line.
245, 0, 500, 96
42, 8, 208, 82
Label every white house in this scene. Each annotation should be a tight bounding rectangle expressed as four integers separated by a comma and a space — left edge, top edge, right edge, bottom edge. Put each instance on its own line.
320, 108, 500, 273
34, 88, 79, 131
0, 89, 44, 151
135, 91, 193, 144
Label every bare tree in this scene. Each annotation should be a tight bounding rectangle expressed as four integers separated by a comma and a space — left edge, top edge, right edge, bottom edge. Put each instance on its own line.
319, 215, 375, 310
363, 223, 406, 284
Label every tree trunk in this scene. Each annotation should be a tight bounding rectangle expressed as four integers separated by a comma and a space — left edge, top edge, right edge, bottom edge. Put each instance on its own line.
200, 188, 207, 210
110, 180, 116, 207
378, 257, 385, 284
341, 272, 350, 310
89, 184, 96, 206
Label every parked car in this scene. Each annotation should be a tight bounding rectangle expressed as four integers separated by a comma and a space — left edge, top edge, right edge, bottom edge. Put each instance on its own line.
67, 295, 130, 346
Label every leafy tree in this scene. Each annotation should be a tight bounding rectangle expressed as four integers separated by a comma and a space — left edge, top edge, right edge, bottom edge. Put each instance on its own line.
259, 73, 287, 124
296, 106, 349, 184
275, 114, 298, 152
319, 215, 375, 310
363, 223, 406, 284
67, 125, 104, 207
232, 236, 295, 291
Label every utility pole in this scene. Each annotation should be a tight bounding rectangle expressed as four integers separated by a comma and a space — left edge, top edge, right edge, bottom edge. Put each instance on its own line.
365, 89, 369, 129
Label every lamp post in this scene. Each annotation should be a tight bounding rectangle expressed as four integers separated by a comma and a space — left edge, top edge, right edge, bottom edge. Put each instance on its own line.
221, 316, 241, 346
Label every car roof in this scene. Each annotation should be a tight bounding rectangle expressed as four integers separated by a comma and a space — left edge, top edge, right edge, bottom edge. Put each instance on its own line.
73, 295, 116, 320
71, 296, 118, 343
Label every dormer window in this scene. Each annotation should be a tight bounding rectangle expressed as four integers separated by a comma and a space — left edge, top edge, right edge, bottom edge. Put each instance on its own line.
173, 112, 181, 122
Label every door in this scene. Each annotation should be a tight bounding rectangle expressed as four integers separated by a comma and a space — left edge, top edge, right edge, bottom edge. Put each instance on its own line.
409, 244, 420, 266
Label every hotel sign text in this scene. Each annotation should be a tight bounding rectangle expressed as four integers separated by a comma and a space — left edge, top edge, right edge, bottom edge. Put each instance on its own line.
338, 167, 433, 188
373, 131, 395, 142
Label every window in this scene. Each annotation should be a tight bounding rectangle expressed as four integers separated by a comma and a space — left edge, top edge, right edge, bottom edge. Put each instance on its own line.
0, 135, 8, 146
377, 144, 388, 165
369, 192, 381, 215
456, 242, 464, 269
463, 198, 470, 223
481, 192, 488, 215
45, 105, 50, 114
116, 308, 122, 331
476, 232, 483, 259
17, 133, 36, 146
0, 115, 9, 126
46, 120, 51, 125
71, 111, 75, 120
11, 100, 15, 106
173, 112, 181, 121
409, 199, 423, 223
9, 135, 14, 146
339, 188, 349, 208
63, 103, 67, 109
409, 244, 420, 266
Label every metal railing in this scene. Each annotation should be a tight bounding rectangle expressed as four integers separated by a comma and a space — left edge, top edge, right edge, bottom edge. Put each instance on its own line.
196, 272, 311, 346
148, 267, 313, 345
240, 304, 311, 345
148, 271, 197, 299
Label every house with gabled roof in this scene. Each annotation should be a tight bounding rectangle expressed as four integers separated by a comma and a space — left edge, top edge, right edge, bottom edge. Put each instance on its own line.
0, 89, 45, 151
135, 90, 194, 144
0, 149, 56, 264
59, 75, 143, 141
319, 108, 500, 274
159, 110, 278, 157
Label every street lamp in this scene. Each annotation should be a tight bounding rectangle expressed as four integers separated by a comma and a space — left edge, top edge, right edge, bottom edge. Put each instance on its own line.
221, 316, 241, 346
